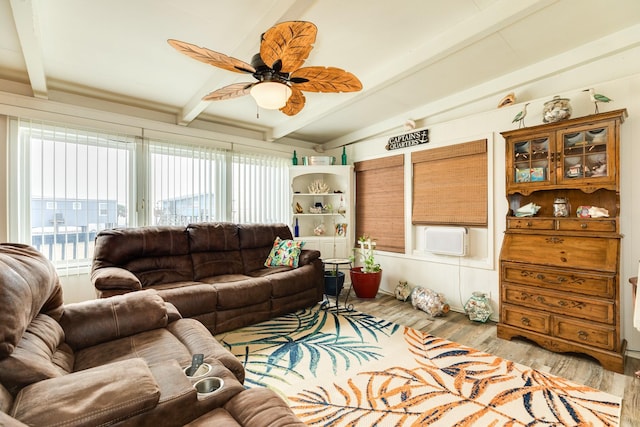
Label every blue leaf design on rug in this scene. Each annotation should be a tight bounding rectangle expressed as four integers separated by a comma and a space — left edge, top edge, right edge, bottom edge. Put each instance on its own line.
216, 308, 621, 426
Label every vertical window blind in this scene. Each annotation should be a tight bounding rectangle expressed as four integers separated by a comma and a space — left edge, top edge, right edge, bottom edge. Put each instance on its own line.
147, 139, 226, 226
9, 118, 291, 275
9, 119, 134, 275
231, 151, 289, 224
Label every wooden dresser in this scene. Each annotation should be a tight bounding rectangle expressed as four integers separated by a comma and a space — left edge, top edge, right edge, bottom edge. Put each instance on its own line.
498, 109, 627, 373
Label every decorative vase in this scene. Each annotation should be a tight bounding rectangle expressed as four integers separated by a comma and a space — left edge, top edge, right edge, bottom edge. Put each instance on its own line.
324, 271, 345, 296
350, 267, 382, 298
464, 291, 493, 322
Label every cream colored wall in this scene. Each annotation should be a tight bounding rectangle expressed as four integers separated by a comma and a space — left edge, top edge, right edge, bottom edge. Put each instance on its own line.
350, 72, 640, 360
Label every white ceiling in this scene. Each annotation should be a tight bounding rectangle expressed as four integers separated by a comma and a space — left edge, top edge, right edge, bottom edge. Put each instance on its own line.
1, 0, 640, 148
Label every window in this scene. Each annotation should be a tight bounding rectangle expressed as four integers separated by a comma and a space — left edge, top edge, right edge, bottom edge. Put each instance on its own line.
8, 118, 290, 274
9, 119, 133, 274
354, 155, 405, 253
412, 139, 487, 226
147, 139, 225, 226
231, 152, 289, 224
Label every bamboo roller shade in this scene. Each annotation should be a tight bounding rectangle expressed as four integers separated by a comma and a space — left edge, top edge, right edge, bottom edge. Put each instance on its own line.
412, 139, 487, 226
355, 155, 405, 253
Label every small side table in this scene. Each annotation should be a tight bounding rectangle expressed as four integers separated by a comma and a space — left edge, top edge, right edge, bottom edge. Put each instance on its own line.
321, 258, 354, 312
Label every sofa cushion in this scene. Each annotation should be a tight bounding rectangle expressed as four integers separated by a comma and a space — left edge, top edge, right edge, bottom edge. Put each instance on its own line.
188, 222, 245, 279
11, 358, 159, 427
0, 244, 64, 358
92, 227, 193, 287
0, 314, 74, 395
264, 237, 304, 268
238, 223, 293, 274
214, 278, 272, 310
73, 318, 245, 383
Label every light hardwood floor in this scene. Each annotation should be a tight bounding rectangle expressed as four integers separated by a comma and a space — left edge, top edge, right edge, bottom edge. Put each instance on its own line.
346, 293, 640, 426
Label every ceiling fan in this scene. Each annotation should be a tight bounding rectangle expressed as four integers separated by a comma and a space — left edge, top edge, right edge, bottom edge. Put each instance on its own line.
168, 21, 362, 116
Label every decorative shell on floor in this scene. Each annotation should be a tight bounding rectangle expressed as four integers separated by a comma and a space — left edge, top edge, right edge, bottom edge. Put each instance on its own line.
308, 179, 330, 194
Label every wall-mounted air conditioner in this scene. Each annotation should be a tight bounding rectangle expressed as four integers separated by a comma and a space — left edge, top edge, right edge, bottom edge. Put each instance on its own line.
425, 227, 468, 256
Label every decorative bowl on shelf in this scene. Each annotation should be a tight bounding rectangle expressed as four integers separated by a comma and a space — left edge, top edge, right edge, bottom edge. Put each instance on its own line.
514, 142, 529, 153
563, 156, 581, 167
531, 138, 548, 152
564, 132, 582, 146
308, 156, 336, 165
587, 129, 607, 143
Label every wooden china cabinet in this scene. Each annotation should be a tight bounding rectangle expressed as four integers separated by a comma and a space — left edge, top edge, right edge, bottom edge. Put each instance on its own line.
498, 109, 627, 373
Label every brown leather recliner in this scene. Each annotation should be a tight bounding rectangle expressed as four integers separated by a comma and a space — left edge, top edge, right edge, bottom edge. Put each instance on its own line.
0, 243, 304, 426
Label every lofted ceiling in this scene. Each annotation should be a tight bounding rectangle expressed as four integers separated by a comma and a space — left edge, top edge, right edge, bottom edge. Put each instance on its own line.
1, 0, 640, 148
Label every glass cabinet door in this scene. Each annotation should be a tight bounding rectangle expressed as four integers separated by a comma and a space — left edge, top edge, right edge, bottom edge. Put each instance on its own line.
510, 135, 552, 187
557, 123, 614, 185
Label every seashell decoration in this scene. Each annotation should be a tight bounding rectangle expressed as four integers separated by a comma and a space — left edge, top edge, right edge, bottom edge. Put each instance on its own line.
308, 179, 330, 194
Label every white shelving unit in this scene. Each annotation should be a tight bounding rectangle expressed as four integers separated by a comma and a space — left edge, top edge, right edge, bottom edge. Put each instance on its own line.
290, 165, 354, 259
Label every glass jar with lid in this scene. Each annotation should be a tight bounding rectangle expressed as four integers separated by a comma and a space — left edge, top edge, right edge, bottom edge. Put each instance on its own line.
543, 96, 572, 123
553, 197, 570, 217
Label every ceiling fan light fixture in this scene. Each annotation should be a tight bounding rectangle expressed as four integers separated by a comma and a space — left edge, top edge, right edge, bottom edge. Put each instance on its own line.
250, 81, 292, 110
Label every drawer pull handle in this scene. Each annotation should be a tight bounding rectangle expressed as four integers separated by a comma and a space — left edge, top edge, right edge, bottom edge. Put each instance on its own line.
577, 330, 588, 340
558, 300, 567, 307
581, 223, 587, 229
526, 221, 532, 227
535, 273, 567, 284
521, 317, 530, 326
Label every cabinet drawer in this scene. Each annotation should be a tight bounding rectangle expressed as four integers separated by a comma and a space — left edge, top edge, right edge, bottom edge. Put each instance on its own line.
502, 262, 614, 298
557, 219, 616, 232
553, 316, 616, 351
507, 218, 555, 230
501, 304, 550, 334
501, 234, 618, 272
503, 284, 614, 323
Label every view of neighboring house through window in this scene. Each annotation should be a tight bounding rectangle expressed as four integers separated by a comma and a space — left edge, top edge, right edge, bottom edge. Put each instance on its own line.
8, 119, 290, 275
148, 140, 225, 225
9, 119, 132, 274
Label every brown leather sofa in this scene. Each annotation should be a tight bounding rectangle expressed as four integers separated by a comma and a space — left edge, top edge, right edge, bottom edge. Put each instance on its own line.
91, 222, 324, 334
0, 243, 305, 426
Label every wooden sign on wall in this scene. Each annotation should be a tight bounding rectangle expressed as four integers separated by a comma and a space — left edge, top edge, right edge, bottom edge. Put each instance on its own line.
386, 129, 429, 150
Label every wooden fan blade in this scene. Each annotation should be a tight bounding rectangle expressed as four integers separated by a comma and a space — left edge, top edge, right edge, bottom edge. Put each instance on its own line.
168, 39, 256, 74
280, 86, 306, 116
202, 82, 254, 101
260, 21, 317, 73
290, 67, 362, 93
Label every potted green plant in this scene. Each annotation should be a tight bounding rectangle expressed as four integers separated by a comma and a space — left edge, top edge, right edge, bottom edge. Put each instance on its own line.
349, 235, 382, 298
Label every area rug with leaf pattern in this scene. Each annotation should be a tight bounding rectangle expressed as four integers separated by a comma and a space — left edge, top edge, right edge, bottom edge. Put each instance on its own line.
215, 307, 621, 426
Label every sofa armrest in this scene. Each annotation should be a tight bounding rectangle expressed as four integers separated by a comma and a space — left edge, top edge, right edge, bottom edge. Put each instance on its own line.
0, 412, 29, 427
91, 266, 142, 291
60, 290, 169, 350
10, 358, 159, 427
165, 301, 183, 323
298, 249, 321, 266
